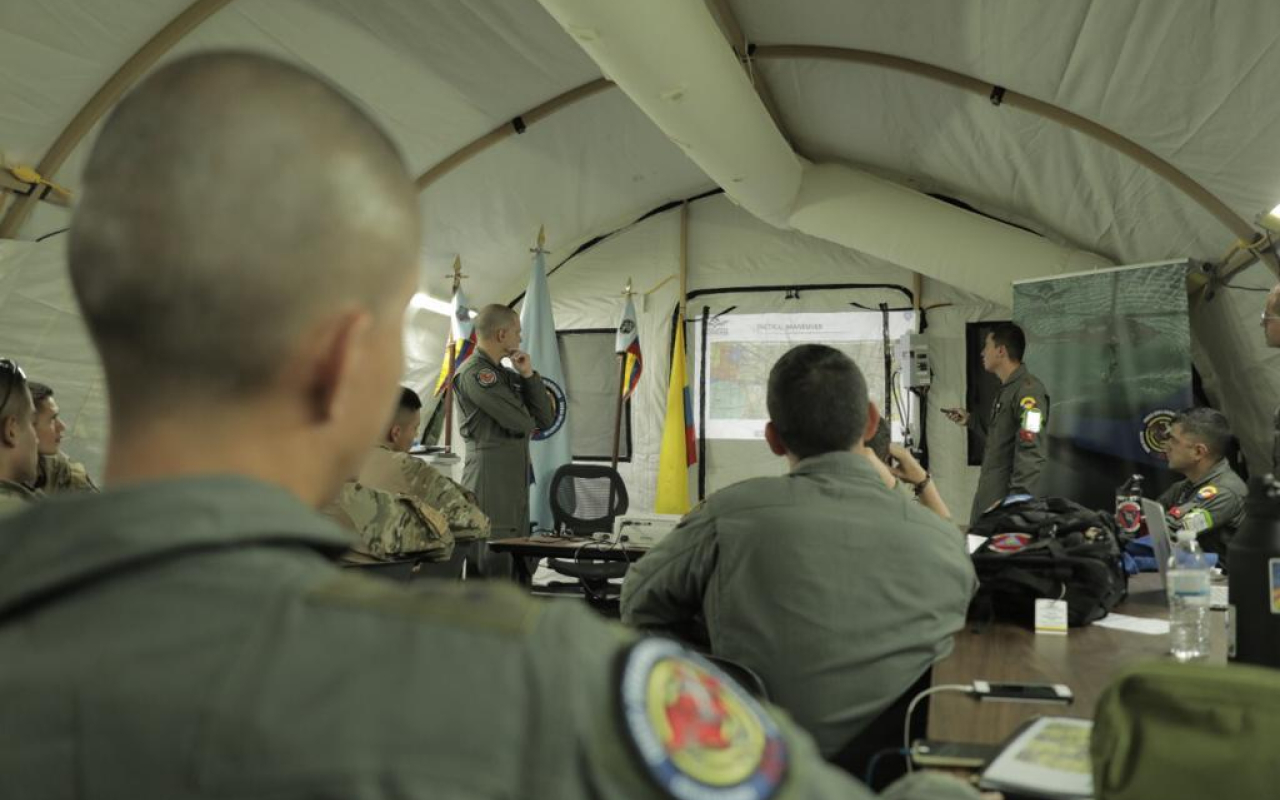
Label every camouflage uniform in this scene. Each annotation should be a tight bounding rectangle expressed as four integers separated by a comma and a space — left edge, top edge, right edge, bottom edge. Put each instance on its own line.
360, 445, 489, 542
0, 479, 38, 518
323, 481, 453, 562
0, 476, 980, 800
33, 452, 99, 494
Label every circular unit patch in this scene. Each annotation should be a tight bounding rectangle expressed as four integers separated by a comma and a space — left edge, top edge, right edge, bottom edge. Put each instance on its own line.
618, 638, 787, 800
1139, 409, 1177, 459
1019, 396, 1038, 410
476, 368, 499, 388
1115, 500, 1143, 534
531, 377, 567, 441
988, 532, 1033, 554
1197, 485, 1219, 502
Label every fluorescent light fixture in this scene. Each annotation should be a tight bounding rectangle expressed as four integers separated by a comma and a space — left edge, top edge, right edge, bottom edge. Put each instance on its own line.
409, 292, 452, 315
1257, 204, 1280, 234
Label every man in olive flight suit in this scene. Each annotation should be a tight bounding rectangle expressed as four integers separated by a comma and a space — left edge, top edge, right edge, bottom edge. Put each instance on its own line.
621, 345, 977, 760
1156, 407, 1246, 566
28, 382, 99, 494
0, 54, 984, 800
0, 359, 40, 517
452, 304, 554, 578
946, 322, 1050, 522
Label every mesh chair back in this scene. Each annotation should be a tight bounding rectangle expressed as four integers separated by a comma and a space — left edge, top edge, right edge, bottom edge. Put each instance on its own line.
550, 464, 629, 536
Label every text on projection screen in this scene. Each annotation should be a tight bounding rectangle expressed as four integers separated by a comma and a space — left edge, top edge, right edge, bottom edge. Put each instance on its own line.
694, 311, 914, 441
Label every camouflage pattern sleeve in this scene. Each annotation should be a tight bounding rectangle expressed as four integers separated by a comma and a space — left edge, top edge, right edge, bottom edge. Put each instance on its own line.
37, 453, 99, 494
335, 482, 455, 562
401, 456, 491, 541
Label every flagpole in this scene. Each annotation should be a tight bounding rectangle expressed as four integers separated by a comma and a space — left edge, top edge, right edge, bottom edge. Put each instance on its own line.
612, 279, 634, 470
442, 256, 465, 450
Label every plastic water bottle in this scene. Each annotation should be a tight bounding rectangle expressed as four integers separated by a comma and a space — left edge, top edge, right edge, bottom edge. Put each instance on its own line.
1167, 530, 1211, 661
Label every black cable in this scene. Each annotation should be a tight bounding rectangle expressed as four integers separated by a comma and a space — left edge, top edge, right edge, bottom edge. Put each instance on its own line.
35, 226, 70, 242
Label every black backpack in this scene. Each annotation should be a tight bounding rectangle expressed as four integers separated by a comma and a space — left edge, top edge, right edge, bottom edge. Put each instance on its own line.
968, 497, 1128, 627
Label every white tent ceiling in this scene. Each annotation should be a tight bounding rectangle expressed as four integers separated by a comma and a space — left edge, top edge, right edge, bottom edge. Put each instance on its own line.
4, 0, 1280, 300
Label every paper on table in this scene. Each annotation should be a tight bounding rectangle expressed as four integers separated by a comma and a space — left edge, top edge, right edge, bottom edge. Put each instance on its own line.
1094, 613, 1170, 635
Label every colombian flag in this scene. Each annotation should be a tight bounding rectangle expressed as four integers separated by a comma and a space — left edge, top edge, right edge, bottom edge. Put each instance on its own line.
616, 295, 642, 399
432, 287, 477, 396
655, 315, 697, 514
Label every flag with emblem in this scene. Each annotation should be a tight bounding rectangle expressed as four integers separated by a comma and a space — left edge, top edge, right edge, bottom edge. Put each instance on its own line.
521, 245, 570, 533
655, 314, 697, 514
616, 295, 642, 399
432, 286, 477, 396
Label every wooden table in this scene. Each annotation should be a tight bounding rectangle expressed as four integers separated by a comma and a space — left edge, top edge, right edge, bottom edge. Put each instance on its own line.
929, 573, 1229, 743
485, 536, 649, 584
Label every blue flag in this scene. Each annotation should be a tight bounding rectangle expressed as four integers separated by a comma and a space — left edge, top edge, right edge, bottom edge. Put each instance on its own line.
521, 248, 571, 533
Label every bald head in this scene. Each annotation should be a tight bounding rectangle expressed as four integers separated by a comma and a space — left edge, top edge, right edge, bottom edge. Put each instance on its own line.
70, 52, 420, 403
474, 305, 519, 340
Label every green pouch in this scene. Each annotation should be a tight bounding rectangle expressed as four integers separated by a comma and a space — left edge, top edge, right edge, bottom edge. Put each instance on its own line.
1092, 660, 1280, 799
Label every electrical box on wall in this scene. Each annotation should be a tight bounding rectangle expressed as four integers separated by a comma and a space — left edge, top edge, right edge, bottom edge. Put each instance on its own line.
895, 332, 931, 389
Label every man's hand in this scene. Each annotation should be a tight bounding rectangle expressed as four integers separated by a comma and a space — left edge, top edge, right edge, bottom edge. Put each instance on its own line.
861, 449, 897, 489
943, 407, 970, 427
509, 349, 534, 377
888, 443, 928, 486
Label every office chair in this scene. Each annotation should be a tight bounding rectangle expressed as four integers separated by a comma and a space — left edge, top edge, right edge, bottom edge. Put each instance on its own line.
542, 464, 631, 613
828, 666, 934, 790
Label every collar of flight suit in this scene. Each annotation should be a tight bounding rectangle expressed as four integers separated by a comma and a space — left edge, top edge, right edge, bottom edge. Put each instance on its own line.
0, 475, 350, 620
1001, 363, 1029, 388
1184, 458, 1235, 493
789, 450, 884, 485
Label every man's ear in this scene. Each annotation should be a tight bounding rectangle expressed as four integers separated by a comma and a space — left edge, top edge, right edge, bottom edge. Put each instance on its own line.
308, 310, 372, 424
763, 421, 789, 457
862, 402, 881, 444
0, 415, 15, 448
386, 423, 402, 446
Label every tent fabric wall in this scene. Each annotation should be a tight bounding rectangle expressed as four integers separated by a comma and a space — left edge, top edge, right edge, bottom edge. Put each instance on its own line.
2, 197, 1275, 526
536, 192, 1010, 518
1190, 262, 1280, 475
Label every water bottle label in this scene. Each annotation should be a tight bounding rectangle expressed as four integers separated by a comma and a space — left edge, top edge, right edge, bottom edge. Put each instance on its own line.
1169, 571, 1210, 605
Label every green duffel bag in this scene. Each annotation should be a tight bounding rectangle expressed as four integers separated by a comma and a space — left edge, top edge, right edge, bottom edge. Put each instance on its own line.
1092, 661, 1280, 799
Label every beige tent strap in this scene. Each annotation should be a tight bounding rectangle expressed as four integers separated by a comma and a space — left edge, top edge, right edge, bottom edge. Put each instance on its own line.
0, 0, 234, 239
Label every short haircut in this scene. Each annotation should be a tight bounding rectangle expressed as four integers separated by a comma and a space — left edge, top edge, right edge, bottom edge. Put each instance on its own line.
397, 387, 422, 414
1174, 407, 1234, 461
987, 323, 1027, 362
474, 305, 518, 339
0, 366, 30, 421
28, 381, 54, 409
866, 418, 892, 464
767, 344, 868, 460
69, 52, 420, 404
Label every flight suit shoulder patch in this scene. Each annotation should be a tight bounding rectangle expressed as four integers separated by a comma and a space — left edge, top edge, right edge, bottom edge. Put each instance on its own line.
476, 368, 499, 388
1197, 485, 1219, 502
305, 572, 541, 637
615, 637, 788, 800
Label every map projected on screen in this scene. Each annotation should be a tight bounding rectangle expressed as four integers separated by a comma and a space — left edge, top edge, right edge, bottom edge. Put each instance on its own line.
692, 311, 914, 440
